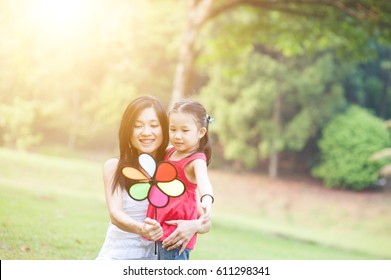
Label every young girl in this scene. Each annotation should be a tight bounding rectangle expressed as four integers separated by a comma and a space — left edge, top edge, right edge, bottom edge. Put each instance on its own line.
147, 100, 214, 260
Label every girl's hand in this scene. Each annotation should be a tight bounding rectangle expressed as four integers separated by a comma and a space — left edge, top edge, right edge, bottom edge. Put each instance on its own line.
142, 217, 163, 241
199, 210, 211, 226
162, 219, 201, 255
201, 195, 213, 216
201, 201, 212, 216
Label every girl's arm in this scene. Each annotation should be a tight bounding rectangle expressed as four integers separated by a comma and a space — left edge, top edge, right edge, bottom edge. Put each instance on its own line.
162, 159, 214, 254
103, 158, 162, 241
193, 159, 214, 214
195, 198, 212, 233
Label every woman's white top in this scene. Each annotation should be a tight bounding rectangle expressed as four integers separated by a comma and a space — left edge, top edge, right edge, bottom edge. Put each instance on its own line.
96, 190, 156, 260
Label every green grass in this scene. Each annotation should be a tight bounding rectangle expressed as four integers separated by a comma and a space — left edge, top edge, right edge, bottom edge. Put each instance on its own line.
0, 148, 108, 259
0, 185, 107, 259
0, 148, 389, 259
192, 219, 379, 260
193, 215, 389, 260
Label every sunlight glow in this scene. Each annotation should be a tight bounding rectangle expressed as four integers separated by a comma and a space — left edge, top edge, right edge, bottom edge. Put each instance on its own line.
30, 0, 91, 37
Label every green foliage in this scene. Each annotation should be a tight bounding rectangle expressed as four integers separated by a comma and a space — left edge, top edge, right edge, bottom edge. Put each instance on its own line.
200, 51, 347, 169
343, 44, 391, 119
202, 1, 391, 60
370, 119, 391, 177
0, 0, 181, 151
196, 2, 391, 173
0, 98, 42, 150
312, 105, 391, 190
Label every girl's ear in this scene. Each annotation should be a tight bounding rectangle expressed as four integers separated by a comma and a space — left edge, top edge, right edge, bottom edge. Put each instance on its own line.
198, 127, 207, 139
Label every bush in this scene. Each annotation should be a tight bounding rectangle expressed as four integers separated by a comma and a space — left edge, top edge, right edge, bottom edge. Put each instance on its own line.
312, 105, 391, 190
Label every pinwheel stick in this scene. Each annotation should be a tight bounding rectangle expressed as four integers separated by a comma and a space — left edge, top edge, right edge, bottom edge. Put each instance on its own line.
122, 154, 186, 258
154, 207, 158, 256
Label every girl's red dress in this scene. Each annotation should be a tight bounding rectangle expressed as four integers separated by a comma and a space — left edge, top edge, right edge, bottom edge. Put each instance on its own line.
146, 147, 206, 250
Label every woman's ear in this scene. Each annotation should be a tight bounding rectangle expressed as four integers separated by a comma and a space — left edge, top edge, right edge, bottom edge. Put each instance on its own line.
198, 127, 207, 139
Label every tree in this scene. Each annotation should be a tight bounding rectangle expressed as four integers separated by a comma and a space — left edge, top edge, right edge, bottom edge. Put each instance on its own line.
370, 120, 391, 178
171, 0, 391, 104
313, 105, 390, 190
200, 51, 347, 175
343, 44, 391, 120
0, 98, 42, 150
0, 0, 182, 151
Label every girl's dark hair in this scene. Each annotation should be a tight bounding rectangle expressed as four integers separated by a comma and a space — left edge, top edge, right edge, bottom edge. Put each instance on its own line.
112, 95, 169, 193
170, 100, 212, 165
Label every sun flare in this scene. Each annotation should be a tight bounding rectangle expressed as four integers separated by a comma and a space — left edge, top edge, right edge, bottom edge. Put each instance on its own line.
30, 0, 91, 37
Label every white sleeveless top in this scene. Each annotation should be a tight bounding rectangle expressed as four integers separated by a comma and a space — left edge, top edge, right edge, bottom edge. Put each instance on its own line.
96, 190, 156, 260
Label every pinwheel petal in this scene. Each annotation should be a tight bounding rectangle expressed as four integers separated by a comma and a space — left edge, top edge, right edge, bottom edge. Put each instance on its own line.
155, 162, 177, 182
157, 179, 185, 197
149, 185, 169, 208
139, 153, 156, 178
129, 182, 150, 200
122, 167, 148, 180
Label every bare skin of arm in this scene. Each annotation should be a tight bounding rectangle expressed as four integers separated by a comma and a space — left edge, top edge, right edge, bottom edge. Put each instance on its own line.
103, 158, 163, 241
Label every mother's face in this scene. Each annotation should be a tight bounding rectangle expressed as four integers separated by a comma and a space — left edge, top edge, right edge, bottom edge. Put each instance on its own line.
130, 106, 163, 157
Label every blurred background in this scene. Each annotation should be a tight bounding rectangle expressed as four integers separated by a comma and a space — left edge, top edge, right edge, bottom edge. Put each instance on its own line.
1, 0, 391, 259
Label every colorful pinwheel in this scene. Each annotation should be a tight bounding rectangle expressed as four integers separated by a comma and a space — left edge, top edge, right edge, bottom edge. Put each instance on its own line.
122, 153, 185, 208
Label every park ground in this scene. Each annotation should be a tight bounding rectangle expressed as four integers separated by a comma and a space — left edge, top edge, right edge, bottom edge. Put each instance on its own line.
1, 148, 390, 259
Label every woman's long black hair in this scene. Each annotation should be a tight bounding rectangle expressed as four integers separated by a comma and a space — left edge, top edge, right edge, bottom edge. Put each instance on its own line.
111, 96, 169, 193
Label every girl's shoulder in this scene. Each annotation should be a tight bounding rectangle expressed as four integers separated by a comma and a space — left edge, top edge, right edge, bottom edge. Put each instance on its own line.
164, 147, 176, 160
179, 152, 207, 167
165, 148, 206, 163
188, 151, 206, 161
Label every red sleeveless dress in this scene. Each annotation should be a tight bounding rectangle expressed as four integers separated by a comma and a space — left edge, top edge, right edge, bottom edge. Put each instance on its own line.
146, 147, 206, 250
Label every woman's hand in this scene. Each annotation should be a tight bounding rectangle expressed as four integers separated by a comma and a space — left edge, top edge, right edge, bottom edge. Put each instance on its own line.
141, 217, 163, 241
162, 219, 202, 255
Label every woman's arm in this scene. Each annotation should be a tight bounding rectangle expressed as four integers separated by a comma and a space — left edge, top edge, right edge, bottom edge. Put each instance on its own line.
162, 201, 212, 254
103, 158, 162, 241
162, 213, 211, 254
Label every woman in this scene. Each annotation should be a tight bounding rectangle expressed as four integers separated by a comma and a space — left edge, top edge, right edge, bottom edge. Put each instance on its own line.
97, 95, 210, 260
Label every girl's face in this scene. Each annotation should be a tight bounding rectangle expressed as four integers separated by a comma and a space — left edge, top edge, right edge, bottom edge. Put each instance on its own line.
169, 112, 206, 155
131, 107, 163, 157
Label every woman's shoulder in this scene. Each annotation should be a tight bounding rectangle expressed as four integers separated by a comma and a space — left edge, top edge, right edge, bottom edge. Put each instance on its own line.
103, 157, 119, 173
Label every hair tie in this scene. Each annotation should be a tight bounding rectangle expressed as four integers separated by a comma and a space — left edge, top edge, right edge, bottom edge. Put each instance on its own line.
206, 114, 214, 124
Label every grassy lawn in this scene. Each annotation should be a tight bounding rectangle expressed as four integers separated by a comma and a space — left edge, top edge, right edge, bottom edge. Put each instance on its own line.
0, 148, 390, 259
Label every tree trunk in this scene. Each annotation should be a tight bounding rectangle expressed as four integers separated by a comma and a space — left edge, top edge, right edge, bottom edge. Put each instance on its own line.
380, 61, 390, 119
170, 17, 198, 105
170, 0, 387, 106
170, 0, 215, 106
68, 91, 79, 149
269, 91, 282, 179
269, 55, 283, 179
